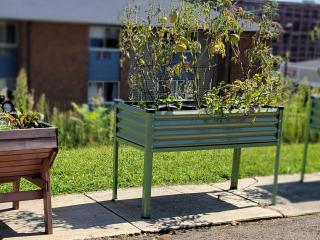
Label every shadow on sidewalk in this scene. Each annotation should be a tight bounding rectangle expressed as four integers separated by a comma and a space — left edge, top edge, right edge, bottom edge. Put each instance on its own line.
238, 181, 320, 204
0, 199, 130, 239
1, 190, 253, 237
97, 190, 255, 230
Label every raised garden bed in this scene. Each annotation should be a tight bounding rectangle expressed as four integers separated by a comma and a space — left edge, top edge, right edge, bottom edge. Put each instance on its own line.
301, 96, 320, 182
112, 102, 284, 218
0, 123, 58, 234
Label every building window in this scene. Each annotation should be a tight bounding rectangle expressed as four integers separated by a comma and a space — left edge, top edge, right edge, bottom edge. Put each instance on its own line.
292, 35, 299, 44
88, 81, 119, 103
293, 22, 300, 32
301, 22, 310, 32
89, 26, 120, 49
0, 78, 15, 94
0, 23, 17, 91
0, 22, 17, 47
312, 10, 318, 18
285, 8, 294, 17
88, 26, 121, 104
299, 48, 306, 57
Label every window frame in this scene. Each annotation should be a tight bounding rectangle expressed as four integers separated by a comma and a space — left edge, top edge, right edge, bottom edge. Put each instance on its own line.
87, 80, 120, 104
0, 22, 18, 48
89, 26, 120, 50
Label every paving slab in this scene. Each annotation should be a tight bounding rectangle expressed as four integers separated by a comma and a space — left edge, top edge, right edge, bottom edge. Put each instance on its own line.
1, 173, 319, 239
212, 173, 320, 217
0, 193, 140, 240
87, 185, 281, 233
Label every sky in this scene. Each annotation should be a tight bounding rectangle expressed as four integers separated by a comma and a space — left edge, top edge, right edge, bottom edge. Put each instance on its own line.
278, 0, 320, 3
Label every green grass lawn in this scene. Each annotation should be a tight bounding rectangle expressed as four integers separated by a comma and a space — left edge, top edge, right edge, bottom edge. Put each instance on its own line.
1, 144, 320, 195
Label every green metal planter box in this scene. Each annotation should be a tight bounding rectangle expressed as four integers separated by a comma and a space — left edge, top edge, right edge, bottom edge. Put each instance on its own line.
301, 96, 320, 182
112, 102, 284, 218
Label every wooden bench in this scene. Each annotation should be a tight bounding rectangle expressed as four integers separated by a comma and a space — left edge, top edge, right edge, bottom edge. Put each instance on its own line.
0, 126, 58, 234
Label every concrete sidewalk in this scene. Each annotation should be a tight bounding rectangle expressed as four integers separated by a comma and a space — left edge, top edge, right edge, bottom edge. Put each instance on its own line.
1, 173, 320, 240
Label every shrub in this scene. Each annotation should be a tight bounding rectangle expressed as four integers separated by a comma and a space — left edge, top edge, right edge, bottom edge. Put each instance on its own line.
10, 69, 114, 148
282, 84, 320, 143
13, 68, 28, 112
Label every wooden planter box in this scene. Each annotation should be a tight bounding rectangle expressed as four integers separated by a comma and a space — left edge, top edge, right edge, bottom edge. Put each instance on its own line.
301, 96, 320, 182
0, 124, 58, 234
112, 102, 284, 218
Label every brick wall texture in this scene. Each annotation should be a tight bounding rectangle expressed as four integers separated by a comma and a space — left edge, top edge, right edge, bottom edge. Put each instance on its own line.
29, 22, 88, 109
17, 22, 254, 107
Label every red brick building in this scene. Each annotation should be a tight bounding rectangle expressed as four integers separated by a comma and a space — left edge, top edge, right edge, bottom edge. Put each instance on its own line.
238, 0, 320, 62
0, 0, 257, 108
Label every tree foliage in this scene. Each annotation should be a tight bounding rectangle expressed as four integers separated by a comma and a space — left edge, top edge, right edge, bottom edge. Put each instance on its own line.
120, 0, 286, 112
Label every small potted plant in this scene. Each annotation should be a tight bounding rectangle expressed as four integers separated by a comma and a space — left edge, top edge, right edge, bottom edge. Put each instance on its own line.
0, 105, 58, 234
113, 0, 286, 218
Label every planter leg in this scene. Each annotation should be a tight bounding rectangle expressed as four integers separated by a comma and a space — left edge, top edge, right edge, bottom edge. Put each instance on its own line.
142, 148, 153, 219
301, 122, 310, 182
301, 136, 309, 182
12, 178, 20, 210
230, 148, 241, 190
112, 139, 119, 200
43, 172, 53, 234
272, 143, 281, 205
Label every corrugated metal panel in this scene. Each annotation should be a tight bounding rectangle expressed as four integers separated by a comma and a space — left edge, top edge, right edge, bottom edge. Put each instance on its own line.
115, 103, 281, 151
0, 48, 17, 78
88, 50, 120, 81
115, 104, 146, 146
310, 97, 320, 130
153, 111, 279, 149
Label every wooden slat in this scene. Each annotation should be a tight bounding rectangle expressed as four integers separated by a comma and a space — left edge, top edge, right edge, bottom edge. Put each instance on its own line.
0, 137, 57, 152
25, 177, 46, 188
0, 176, 19, 184
0, 152, 49, 162
0, 190, 43, 203
0, 170, 42, 178
48, 149, 58, 167
0, 158, 44, 168
0, 148, 52, 156
0, 127, 57, 140
0, 164, 42, 174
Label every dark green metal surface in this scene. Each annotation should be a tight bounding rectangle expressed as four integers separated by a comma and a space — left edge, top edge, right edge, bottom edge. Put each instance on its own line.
301, 96, 320, 182
113, 102, 284, 218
